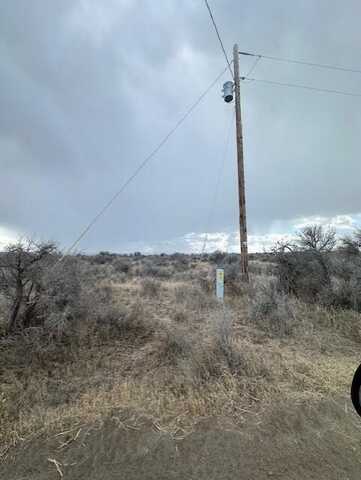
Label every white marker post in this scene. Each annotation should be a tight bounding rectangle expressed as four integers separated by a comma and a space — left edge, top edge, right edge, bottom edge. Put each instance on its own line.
216, 268, 224, 301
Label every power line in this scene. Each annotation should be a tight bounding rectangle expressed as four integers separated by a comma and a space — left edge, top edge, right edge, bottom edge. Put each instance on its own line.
201, 109, 234, 255
59, 66, 228, 261
242, 76, 361, 98
204, 0, 234, 79
239, 50, 361, 75
244, 55, 261, 77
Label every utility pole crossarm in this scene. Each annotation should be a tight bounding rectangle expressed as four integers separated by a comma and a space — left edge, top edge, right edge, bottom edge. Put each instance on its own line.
233, 43, 249, 282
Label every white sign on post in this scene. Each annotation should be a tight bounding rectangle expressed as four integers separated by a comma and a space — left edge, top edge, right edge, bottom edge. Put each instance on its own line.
216, 268, 224, 301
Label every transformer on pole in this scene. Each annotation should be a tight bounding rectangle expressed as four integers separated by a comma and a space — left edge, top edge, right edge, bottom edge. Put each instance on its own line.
222, 81, 234, 103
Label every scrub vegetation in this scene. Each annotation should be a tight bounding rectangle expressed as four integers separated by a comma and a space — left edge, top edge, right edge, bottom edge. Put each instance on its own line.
1, 226, 361, 478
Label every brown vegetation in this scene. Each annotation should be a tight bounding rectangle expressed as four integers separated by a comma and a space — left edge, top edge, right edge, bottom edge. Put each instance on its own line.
0, 229, 360, 477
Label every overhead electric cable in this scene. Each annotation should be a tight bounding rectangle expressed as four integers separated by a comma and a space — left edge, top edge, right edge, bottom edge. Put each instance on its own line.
58, 66, 229, 261
244, 55, 261, 77
239, 50, 361, 75
242, 76, 361, 98
204, 0, 234, 79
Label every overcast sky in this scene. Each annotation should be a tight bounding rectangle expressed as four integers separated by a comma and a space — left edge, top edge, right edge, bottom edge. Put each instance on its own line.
1, 0, 361, 253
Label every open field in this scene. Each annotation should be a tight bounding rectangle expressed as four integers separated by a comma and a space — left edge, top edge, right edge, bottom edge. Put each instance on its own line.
2, 0, 361, 477
1, 251, 361, 479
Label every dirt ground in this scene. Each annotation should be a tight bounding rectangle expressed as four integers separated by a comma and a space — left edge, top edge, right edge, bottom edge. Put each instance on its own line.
2, 395, 361, 479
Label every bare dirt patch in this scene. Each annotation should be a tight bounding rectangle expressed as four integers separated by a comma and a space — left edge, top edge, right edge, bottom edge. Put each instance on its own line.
1, 396, 360, 480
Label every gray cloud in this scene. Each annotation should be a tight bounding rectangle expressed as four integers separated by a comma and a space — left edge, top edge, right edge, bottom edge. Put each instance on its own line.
1, 0, 361, 252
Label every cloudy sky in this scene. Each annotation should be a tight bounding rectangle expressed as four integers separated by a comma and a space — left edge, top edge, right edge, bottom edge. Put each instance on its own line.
1, 0, 361, 253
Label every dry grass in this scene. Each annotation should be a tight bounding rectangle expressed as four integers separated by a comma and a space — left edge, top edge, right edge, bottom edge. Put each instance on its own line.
140, 278, 162, 297
1, 340, 356, 449
1, 254, 360, 453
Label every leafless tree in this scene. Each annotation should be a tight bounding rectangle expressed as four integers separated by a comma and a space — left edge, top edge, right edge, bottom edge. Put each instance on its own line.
297, 225, 336, 252
0, 240, 58, 334
299, 226, 336, 286
272, 225, 336, 299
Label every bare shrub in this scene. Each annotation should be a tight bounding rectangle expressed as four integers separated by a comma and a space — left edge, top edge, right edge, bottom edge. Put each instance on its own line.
327, 230, 361, 312
209, 250, 226, 265
40, 258, 83, 341
135, 258, 173, 279
0, 293, 9, 335
170, 253, 191, 272
174, 283, 216, 311
0, 240, 58, 334
275, 252, 330, 300
273, 225, 336, 302
82, 285, 155, 342
233, 339, 272, 378
0, 391, 9, 426
0, 242, 89, 343
79, 262, 114, 283
172, 269, 201, 282
223, 263, 249, 296
224, 262, 240, 283
223, 253, 239, 265
98, 303, 153, 341
206, 310, 270, 378
180, 342, 223, 383
161, 325, 193, 364
172, 306, 189, 323
249, 260, 276, 276
340, 228, 361, 256
160, 309, 272, 386
249, 281, 297, 337
142, 264, 164, 277
91, 251, 115, 265
324, 308, 361, 343
198, 271, 213, 293
121, 302, 156, 338
112, 258, 131, 274
272, 226, 361, 313
140, 278, 161, 297
152, 267, 173, 279
319, 274, 361, 312
158, 321, 223, 381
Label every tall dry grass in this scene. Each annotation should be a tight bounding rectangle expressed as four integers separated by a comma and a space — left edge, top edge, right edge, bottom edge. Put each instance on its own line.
1, 253, 360, 453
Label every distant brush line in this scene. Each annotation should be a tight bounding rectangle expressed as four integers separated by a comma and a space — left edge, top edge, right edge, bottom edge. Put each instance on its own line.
239, 50, 361, 75
242, 76, 361, 98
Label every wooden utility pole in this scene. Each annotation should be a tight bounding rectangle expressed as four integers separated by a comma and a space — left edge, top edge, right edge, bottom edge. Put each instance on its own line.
233, 43, 249, 282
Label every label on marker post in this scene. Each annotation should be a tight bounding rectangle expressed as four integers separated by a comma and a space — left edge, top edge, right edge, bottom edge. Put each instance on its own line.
216, 268, 224, 301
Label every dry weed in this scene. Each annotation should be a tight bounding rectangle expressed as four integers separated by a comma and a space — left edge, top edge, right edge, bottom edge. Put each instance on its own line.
1, 252, 360, 455
140, 278, 162, 298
